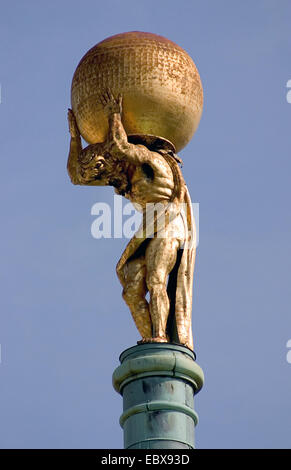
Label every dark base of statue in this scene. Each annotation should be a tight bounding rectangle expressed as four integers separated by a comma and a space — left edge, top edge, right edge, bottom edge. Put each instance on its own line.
112, 343, 204, 449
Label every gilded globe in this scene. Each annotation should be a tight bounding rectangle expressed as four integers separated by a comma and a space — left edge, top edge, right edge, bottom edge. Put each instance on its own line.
71, 31, 203, 152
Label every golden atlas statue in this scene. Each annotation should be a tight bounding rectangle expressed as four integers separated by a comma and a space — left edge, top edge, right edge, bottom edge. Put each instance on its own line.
67, 32, 203, 351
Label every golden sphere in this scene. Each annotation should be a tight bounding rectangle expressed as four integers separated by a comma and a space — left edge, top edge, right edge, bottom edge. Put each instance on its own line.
71, 31, 203, 152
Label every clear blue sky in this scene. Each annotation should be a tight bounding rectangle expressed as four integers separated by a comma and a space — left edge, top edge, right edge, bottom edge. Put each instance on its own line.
0, 0, 291, 449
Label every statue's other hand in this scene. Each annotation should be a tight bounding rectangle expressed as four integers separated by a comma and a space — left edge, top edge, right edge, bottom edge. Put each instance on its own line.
99, 89, 122, 116
68, 108, 80, 138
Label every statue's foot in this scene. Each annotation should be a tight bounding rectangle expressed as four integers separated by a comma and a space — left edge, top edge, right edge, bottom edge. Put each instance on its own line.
137, 336, 168, 345
137, 337, 153, 345
150, 336, 168, 343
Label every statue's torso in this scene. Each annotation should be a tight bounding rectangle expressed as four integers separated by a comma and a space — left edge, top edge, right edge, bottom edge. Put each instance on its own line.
127, 151, 175, 209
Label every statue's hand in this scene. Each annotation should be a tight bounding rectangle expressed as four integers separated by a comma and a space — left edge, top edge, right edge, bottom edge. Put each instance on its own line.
68, 108, 80, 138
99, 89, 122, 116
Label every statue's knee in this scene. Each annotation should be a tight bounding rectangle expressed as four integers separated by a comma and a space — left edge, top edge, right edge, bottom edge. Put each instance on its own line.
146, 275, 165, 295
116, 262, 129, 289
116, 262, 124, 280
122, 283, 142, 304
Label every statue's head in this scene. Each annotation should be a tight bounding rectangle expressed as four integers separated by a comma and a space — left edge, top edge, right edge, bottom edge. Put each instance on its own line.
79, 144, 129, 193
78, 144, 111, 184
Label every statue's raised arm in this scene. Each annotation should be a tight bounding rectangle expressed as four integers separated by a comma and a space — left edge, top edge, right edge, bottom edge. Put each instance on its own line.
67, 108, 83, 184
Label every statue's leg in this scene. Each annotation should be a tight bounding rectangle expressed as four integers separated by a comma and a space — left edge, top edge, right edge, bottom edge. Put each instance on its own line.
121, 257, 152, 341
145, 237, 180, 342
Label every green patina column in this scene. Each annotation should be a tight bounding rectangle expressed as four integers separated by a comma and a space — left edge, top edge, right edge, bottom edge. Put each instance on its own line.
112, 343, 204, 449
